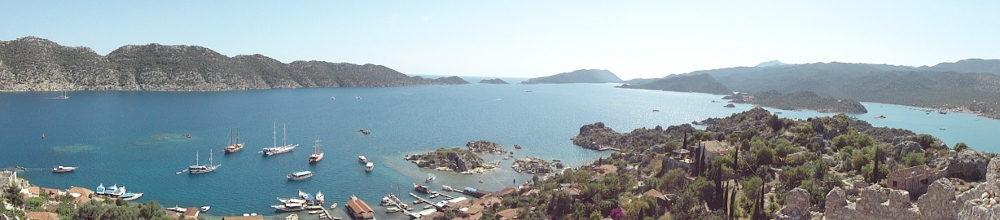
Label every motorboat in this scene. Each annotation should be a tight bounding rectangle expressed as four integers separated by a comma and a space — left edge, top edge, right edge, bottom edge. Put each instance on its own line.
287, 171, 313, 180
52, 166, 78, 173
168, 206, 186, 213
95, 183, 105, 195
278, 197, 307, 204
201, 206, 211, 212
366, 162, 374, 172
121, 192, 144, 201
413, 183, 430, 193
272, 203, 305, 212
386, 207, 400, 213
358, 155, 368, 163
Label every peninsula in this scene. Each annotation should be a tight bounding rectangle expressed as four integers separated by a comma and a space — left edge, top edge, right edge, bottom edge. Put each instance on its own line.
0, 36, 469, 91
725, 90, 868, 114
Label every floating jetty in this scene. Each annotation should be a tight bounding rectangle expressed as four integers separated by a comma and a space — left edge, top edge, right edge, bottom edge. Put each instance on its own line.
408, 193, 431, 205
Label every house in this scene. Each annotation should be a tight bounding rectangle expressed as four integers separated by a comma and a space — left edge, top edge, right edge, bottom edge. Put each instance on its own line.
67, 186, 94, 204
887, 164, 938, 196
183, 207, 200, 219
495, 208, 518, 220
221, 215, 264, 220
698, 141, 730, 162
24, 212, 59, 220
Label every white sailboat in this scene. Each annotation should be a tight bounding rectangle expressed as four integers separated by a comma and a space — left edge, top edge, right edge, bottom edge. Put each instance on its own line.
56, 90, 69, 99
188, 151, 221, 174
224, 127, 245, 153
261, 123, 298, 156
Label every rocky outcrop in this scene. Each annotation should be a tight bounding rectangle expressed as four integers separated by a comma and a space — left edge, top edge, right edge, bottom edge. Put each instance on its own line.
895, 141, 925, 158
0, 36, 469, 91
405, 148, 485, 173
946, 150, 990, 182
511, 157, 561, 174
466, 140, 507, 154
823, 157, 1000, 220
775, 188, 811, 220
479, 78, 509, 84
957, 156, 1000, 220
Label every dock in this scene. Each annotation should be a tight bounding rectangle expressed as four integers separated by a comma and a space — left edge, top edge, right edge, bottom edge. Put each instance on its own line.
409, 193, 431, 205
430, 191, 455, 200
317, 205, 332, 219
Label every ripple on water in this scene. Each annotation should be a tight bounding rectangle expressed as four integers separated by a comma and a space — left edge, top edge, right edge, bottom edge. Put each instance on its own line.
51, 144, 96, 153
133, 133, 195, 146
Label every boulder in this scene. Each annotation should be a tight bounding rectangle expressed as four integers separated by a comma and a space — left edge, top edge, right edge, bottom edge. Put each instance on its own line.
895, 141, 925, 158
916, 178, 959, 220
946, 150, 990, 182
776, 188, 811, 220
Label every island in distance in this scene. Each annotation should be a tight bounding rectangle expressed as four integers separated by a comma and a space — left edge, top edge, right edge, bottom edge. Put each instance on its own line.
520, 69, 622, 84
0, 36, 469, 91
479, 78, 509, 84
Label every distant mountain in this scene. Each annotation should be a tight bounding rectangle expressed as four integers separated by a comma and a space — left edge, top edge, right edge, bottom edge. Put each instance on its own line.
755, 60, 786, 67
520, 69, 622, 84
0, 36, 468, 91
622, 60, 1000, 119
919, 58, 1000, 75
621, 74, 732, 95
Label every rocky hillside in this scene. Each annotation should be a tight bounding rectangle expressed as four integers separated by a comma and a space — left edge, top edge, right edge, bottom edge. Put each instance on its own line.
620, 73, 732, 95
0, 36, 468, 91
520, 69, 622, 84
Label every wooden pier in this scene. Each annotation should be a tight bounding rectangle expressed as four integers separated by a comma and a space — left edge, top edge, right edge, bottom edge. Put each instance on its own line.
409, 193, 431, 204
317, 205, 333, 219
430, 191, 455, 200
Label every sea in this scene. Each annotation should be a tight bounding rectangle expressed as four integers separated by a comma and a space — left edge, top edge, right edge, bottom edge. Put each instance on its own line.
2, 77, 998, 219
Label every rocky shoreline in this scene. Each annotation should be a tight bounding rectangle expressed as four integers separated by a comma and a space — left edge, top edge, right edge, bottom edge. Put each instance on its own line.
404, 140, 510, 174
511, 157, 564, 174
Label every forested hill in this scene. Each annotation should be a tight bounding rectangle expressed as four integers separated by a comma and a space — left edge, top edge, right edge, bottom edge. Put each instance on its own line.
520, 69, 622, 84
629, 60, 1000, 119
620, 73, 732, 95
0, 36, 468, 91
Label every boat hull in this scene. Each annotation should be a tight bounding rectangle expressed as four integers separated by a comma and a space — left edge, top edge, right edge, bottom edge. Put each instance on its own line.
225, 143, 245, 153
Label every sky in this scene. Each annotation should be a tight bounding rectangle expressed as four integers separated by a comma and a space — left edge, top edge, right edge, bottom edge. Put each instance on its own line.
3, 1, 999, 80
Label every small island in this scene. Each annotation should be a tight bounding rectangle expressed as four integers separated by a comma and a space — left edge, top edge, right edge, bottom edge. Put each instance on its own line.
520, 69, 622, 84
404, 140, 507, 174
479, 78, 509, 84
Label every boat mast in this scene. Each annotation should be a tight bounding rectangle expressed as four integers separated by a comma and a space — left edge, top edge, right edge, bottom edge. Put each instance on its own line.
196, 151, 200, 166
273, 122, 277, 148
209, 151, 214, 167
283, 124, 287, 147
314, 135, 321, 153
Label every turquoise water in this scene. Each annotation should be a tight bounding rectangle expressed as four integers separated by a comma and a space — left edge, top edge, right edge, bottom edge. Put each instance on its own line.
2, 81, 998, 219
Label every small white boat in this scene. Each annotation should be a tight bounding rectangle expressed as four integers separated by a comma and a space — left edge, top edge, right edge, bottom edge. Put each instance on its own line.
366, 162, 374, 172
330, 203, 338, 209
122, 192, 143, 201
96, 183, 105, 194
287, 171, 314, 180
56, 90, 69, 99
272, 203, 306, 212
278, 197, 307, 204
52, 166, 78, 173
316, 191, 325, 204
358, 155, 368, 163
168, 206, 186, 213
386, 207, 400, 213
200, 206, 211, 212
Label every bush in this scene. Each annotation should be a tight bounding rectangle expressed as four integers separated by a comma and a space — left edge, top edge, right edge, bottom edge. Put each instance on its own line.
902, 152, 928, 167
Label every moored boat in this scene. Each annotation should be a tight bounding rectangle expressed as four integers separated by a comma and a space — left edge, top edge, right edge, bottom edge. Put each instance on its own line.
316, 191, 325, 204
278, 197, 307, 204
287, 171, 313, 180
272, 202, 306, 212
366, 162, 374, 172
96, 183, 106, 195
224, 128, 245, 153
122, 192, 144, 201
309, 137, 324, 163
262, 123, 298, 156
188, 151, 221, 174
52, 166, 78, 173
358, 155, 368, 163
413, 183, 430, 194
201, 206, 211, 212
168, 206, 186, 213
385, 207, 400, 213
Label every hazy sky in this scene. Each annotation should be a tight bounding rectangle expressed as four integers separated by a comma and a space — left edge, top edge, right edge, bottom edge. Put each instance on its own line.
3, 1, 999, 80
